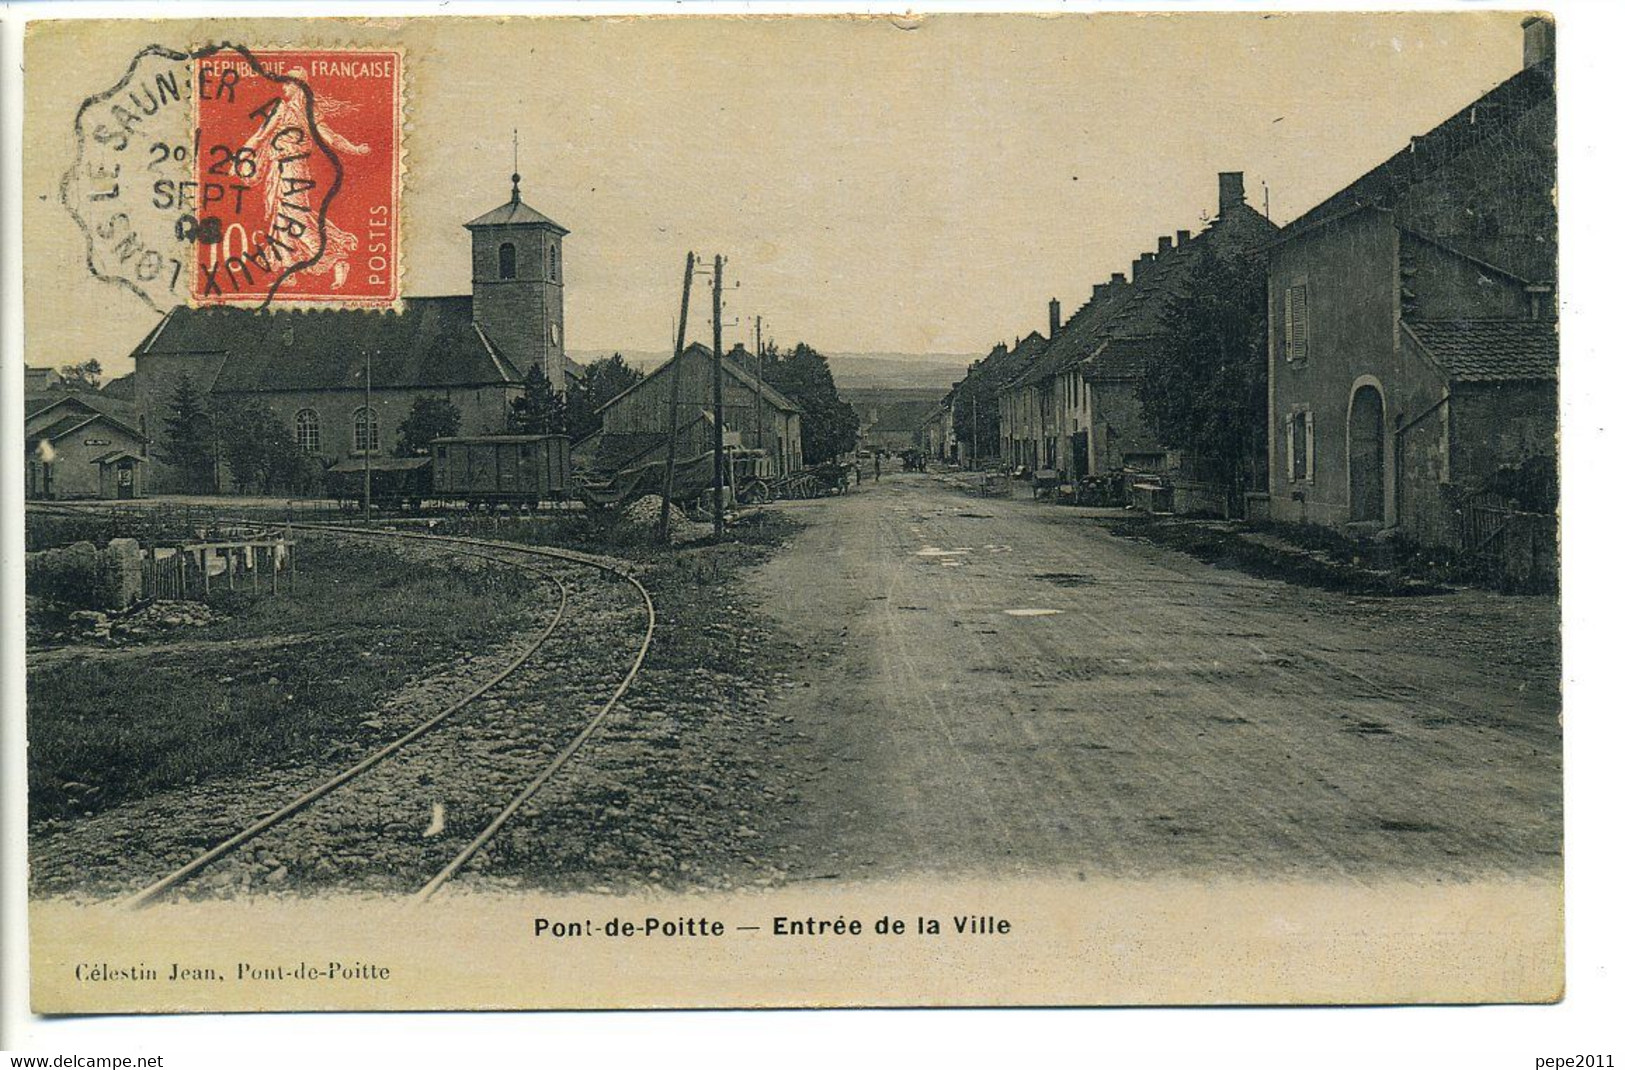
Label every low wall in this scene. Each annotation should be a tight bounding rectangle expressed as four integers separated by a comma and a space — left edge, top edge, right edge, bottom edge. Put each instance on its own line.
1171, 480, 1230, 519
25, 538, 143, 609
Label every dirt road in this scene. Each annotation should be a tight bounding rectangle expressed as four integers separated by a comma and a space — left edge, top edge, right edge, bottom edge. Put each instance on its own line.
754, 473, 1561, 882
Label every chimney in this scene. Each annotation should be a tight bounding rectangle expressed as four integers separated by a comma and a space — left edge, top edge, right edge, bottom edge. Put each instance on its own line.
1132, 252, 1156, 283
1218, 171, 1246, 215
1092, 282, 1108, 301
1522, 15, 1554, 69
1177, 229, 1192, 246
1157, 235, 1174, 255
1049, 298, 1061, 338
1110, 272, 1126, 286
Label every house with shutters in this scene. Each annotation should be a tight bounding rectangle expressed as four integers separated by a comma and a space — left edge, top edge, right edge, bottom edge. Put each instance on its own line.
1266, 17, 1556, 547
1001, 172, 1279, 483
941, 336, 1040, 467
128, 170, 575, 489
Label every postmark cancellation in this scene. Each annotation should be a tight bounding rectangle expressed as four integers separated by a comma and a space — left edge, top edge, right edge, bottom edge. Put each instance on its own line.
61, 43, 402, 311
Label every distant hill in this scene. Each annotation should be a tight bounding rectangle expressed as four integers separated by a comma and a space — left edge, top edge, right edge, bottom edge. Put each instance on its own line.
571, 349, 973, 393
824, 353, 973, 392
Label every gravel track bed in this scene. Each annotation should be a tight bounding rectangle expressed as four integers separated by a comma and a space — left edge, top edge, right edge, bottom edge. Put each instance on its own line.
31, 524, 809, 902
165, 567, 648, 900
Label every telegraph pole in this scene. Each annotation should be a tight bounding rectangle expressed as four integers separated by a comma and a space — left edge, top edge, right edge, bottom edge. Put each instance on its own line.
658, 252, 695, 542
711, 254, 725, 540
754, 314, 765, 457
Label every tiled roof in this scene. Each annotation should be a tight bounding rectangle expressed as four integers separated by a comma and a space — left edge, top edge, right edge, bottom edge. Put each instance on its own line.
1096, 208, 1277, 345
952, 333, 1047, 398
1404, 319, 1557, 382
1007, 201, 1279, 391
136, 297, 525, 392
1080, 336, 1161, 381
1007, 289, 1126, 389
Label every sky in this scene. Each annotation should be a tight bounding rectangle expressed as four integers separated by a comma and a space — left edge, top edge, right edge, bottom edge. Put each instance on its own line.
23, 11, 1531, 378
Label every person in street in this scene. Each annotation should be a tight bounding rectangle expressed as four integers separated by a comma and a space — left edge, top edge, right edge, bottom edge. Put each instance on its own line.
874, 451, 882, 482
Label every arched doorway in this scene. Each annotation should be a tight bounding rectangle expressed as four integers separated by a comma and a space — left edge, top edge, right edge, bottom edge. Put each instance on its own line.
1348, 383, 1385, 523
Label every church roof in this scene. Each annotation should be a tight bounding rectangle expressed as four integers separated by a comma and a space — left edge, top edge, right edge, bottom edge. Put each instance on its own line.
465, 178, 568, 232
135, 296, 526, 393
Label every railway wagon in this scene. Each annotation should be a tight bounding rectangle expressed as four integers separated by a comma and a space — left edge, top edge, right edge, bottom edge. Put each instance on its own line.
326, 456, 433, 508
431, 434, 572, 507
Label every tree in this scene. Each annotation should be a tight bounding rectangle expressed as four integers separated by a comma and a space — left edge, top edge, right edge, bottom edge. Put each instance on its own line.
510, 363, 567, 435
394, 395, 461, 456
157, 375, 216, 492
214, 401, 305, 494
57, 359, 103, 390
1138, 247, 1270, 496
949, 377, 1000, 465
563, 353, 645, 441
760, 342, 859, 465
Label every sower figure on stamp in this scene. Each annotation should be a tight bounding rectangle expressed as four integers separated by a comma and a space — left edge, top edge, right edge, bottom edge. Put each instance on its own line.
243, 71, 371, 290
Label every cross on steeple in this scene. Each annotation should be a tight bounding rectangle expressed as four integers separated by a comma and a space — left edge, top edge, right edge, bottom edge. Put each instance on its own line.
511, 128, 521, 204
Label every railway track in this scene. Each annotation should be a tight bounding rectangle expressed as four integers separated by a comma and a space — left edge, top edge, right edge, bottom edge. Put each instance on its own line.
116, 522, 656, 907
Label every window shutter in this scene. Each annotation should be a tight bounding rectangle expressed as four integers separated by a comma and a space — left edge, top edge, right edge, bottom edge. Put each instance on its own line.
1286, 285, 1309, 362
1304, 410, 1316, 484
1285, 416, 1296, 483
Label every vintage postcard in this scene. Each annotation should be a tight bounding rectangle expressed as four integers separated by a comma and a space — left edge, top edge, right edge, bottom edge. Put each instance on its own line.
16, 10, 1561, 1013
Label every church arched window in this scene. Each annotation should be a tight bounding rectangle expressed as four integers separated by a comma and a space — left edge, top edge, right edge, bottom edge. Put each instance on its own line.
353, 407, 379, 454
295, 408, 321, 452
548, 244, 559, 282
499, 242, 517, 280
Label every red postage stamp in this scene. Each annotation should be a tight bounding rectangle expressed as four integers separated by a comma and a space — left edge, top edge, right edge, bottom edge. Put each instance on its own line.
192, 48, 401, 306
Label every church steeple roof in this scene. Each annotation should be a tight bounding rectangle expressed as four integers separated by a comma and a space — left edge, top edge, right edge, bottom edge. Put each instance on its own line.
464, 171, 568, 233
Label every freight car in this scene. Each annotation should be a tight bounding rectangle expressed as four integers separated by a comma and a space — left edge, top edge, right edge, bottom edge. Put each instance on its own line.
430, 434, 572, 508
325, 456, 433, 509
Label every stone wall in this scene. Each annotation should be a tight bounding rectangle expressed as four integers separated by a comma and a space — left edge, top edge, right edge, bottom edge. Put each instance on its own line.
26, 538, 143, 609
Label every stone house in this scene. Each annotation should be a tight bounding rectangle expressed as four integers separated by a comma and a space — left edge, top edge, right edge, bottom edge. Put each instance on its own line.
1002, 172, 1279, 482
988, 331, 1053, 469
1266, 18, 1556, 546
128, 172, 572, 489
582, 342, 804, 479
918, 400, 954, 462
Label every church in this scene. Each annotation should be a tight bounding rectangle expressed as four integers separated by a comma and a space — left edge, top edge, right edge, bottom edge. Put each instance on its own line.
129, 170, 573, 489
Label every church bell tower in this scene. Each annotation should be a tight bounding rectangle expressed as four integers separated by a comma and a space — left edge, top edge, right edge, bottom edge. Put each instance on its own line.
466, 170, 568, 392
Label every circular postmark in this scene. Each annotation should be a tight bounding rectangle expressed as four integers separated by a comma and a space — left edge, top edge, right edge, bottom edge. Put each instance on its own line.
61, 43, 346, 311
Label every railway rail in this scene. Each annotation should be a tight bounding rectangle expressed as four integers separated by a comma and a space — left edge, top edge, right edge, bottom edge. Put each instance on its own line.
112, 521, 656, 907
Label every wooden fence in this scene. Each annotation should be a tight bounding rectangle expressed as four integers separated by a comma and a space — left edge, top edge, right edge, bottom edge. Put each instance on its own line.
1458, 492, 1557, 592
142, 532, 296, 601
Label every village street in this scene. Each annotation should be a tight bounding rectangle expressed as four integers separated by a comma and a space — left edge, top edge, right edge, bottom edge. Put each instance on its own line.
756, 473, 1562, 883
